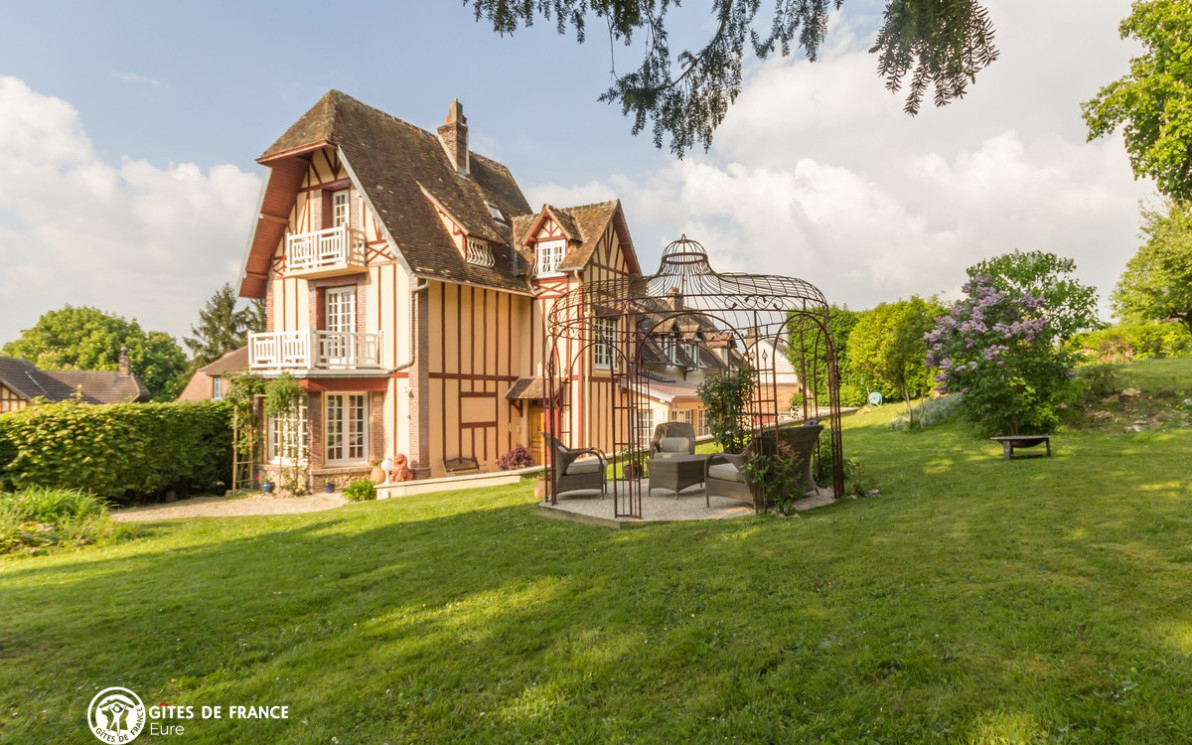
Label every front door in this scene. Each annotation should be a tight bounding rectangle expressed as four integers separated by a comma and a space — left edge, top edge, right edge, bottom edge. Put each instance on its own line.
528, 405, 544, 466
324, 286, 356, 367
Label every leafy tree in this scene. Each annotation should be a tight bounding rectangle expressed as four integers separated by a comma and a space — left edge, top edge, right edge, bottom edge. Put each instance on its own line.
1083, 0, 1192, 200
1, 306, 188, 401
787, 304, 862, 406
967, 250, 1100, 340
846, 297, 941, 425
468, 0, 999, 154
926, 276, 1071, 435
184, 283, 262, 367
1112, 200, 1192, 334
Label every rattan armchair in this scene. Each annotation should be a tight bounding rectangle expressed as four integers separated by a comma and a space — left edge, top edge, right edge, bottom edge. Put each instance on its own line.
650, 421, 696, 459
548, 434, 607, 499
705, 424, 823, 510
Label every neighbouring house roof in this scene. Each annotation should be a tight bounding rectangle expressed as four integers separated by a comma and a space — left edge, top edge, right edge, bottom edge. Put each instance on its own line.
630, 373, 702, 404
0, 357, 150, 405
241, 90, 537, 298
177, 347, 248, 402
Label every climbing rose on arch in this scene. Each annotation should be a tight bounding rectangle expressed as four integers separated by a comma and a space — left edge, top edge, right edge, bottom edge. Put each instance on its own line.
925, 275, 1072, 436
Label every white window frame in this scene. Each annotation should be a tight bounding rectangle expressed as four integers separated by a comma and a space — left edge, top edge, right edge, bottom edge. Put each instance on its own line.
267, 406, 308, 465
211, 376, 222, 401
592, 317, 615, 369
326, 286, 356, 334
536, 239, 566, 276
635, 408, 654, 447
331, 190, 350, 229
697, 407, 708, 436
325, 392, 369, 464
671, 408, 693, 425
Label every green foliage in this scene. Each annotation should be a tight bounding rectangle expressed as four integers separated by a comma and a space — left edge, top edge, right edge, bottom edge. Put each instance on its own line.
1068, 321, 1192, 362
1073, 364, 1120, 405
967, 250, 1100, 340
847, 296, 942, 425
0, 401, 231, 503
468, 0, 998, 154
927, 276, 1072, 436
264, 373, 309, 496
697, 364, 755, 454
741, 441, 804, 515
889, 394, 964, 431
1, 305, 188, 401
0, 487, 130, 555
184, 283, 263, 367
342, 479, 377, 502
837, 382, 868, 408
1083, 0, 1192, 200
788, 304, 860, 407
1111, 201, 1192, 334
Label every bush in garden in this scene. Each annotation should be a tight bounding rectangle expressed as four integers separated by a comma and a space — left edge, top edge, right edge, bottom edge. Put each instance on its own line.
1068, 322, 1192, 361
0, 401, 231, 503
698, 364, 755, 454
889, 394, 964, 430
497, 444, 534, 470
0, 487, 132, 554
925, 275, 1073, 436
342, 479, 377, 502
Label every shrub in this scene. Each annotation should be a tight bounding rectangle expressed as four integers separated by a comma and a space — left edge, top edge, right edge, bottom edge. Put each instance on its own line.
926, 275, 1073, 436
889, 394, 964, 430
1074, 363, 1120, 403
837, 382, 868, 408
742, 442, 805, 515
0, 487, 131, 554
0, 400, 231, 503
497, 444, 534, 470
1068, 322, 1192, 362
342, 479, 376, 502
698, 364, 755, 454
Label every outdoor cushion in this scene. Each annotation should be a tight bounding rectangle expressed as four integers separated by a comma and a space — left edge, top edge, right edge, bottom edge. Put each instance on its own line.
652, 452, 685, 460
565, 460, 604, 476
658, 436, 691, 453
707, 463, 746, 484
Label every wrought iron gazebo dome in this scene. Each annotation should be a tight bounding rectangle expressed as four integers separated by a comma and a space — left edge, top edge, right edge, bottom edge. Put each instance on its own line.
543, 235, 844, 518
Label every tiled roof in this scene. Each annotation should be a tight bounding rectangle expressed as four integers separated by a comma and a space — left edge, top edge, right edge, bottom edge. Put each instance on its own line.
254, 91, 534, 295
0, 357, 150, 404
556, 201, 622, 271
197, 346, 248, 376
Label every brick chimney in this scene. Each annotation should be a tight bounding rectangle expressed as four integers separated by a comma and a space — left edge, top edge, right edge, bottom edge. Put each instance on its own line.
667, 286, 684, 311
118, 345, 131, 376
437, 99, 469, 176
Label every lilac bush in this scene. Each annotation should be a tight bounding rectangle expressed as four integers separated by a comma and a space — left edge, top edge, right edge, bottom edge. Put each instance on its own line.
925, 275, 1073, 435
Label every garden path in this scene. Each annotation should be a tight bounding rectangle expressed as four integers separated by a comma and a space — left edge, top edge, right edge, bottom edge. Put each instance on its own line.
112, 493, 347, 521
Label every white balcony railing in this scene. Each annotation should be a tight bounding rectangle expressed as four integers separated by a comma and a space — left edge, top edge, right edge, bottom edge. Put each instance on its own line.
286, 225, 366, 275
249, 331, 383, 372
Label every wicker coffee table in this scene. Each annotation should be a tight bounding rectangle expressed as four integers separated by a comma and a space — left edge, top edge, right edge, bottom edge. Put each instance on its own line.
647, 454, 709, 498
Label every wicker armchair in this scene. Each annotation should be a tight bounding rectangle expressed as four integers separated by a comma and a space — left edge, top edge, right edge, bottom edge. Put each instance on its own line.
705, 424, 823, 510
548, 435, 607, 499
650, 421, 696, 459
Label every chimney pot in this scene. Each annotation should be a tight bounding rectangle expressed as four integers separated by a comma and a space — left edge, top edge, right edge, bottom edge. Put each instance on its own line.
118, 345, 131, 377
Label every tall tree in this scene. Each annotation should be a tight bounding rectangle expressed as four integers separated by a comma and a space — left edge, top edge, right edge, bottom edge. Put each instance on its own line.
1112, 200, 1192, 334
1, 306, 188, 400
846, 296, 942, 425
468, 0, 998, 155
184, 283, 260, 366
967, 250, 1100, 340
1083, 0, 1192, 200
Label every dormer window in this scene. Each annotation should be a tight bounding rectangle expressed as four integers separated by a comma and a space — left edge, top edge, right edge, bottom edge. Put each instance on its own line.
486, 202, 506, 224
536, 239, 565, 276
466, 237, 495, 268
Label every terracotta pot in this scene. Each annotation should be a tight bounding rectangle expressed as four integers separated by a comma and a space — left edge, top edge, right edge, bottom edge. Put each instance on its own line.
369, 466, 386, 484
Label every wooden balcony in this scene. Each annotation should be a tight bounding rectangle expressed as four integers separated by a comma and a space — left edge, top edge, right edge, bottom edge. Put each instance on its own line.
286, 225, 366, 277
248, 331, 383, 373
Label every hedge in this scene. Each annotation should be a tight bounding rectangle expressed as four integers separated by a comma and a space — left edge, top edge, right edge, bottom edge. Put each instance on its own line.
0, 401, 232, 503
1069, 322, 1192, 361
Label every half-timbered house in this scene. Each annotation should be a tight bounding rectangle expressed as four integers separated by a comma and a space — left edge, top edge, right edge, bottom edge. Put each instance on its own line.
237, 91, 645, 485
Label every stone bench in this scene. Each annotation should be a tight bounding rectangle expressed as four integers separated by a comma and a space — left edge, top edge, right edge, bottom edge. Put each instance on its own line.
990, 435, 1052, 461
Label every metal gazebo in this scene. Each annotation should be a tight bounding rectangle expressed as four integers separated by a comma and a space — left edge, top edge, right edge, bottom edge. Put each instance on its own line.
543, 236, 844, 518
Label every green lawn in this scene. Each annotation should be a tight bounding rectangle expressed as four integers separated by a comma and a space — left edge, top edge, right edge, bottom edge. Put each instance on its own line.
3, 381, 1192, 743
1115, 356, 1192, 394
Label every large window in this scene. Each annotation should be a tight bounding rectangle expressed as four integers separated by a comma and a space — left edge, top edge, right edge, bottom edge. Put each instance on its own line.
671, 408, 694, 425
592, 317, 615, 368
326, 393, 368, 463
211, 376, 222, 401
536, 239, 565, 276
697, 407, 708, 436
331, 190, 350, 228
635, 408, 654, 447
267, 405, 307, 464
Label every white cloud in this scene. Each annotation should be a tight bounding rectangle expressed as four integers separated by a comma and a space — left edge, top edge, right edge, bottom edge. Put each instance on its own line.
0, 76, 261, 347
530, 0, 1152, 319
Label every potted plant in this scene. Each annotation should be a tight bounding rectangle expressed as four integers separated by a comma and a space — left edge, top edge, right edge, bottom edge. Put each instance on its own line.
368, 457, 386, 484
322, 481, 335, 493
619, 449, 644, 480
261, 480, 276, 495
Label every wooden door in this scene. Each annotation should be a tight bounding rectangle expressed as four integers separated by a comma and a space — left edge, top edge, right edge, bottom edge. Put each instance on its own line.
528, 405, 544, 466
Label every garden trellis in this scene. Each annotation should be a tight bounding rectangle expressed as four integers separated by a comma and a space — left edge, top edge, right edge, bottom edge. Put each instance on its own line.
543, 236, 845, 517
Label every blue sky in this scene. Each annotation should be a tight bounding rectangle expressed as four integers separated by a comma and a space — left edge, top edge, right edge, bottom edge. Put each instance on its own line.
0, 1, 1150, 347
